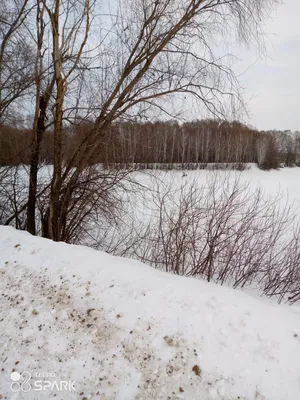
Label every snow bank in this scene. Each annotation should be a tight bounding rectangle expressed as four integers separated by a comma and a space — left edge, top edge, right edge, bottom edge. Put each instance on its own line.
0, 226, 299, 400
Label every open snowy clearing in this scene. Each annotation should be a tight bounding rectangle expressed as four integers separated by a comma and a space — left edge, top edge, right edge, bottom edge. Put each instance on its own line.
131, 166, 300, 214
0, 226, 300, 399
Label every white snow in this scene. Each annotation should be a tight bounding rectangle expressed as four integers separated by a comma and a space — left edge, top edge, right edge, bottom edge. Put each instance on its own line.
0, 226, 300, 399
131, 166, 300, 217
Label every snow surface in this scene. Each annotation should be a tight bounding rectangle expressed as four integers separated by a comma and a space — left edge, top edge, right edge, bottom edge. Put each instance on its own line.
0, 226, 300, 400
131, 166, 300, 218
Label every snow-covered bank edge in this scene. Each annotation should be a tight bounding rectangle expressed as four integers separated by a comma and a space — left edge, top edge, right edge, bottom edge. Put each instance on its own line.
0, 226, 299, 400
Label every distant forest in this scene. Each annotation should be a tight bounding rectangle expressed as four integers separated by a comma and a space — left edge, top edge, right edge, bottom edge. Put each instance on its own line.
1, 119, 300, 170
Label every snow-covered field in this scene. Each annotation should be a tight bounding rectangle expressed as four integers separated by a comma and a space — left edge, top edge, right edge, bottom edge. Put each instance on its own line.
85, 166, 300, 293
113, 165, 300, 233
0, 226, 300, 399
132, 166, 300, 213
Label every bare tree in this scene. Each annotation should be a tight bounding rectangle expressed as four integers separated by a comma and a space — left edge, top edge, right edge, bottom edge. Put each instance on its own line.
40, 0, 277, 241
27, 1, 55, 234
38, 0, 92, 239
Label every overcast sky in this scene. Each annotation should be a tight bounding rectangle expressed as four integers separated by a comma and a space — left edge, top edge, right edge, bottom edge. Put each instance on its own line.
236, 0, 300, 131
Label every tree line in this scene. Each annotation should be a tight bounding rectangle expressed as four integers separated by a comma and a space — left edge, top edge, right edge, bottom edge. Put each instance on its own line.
1, 119, 299, 169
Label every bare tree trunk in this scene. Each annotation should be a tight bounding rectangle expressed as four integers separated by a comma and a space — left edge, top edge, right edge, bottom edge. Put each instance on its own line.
27, 81, 54, 234
49, 76, 64, 240
42, 0, 90, 240
27, 2, 54, 235
27, 107, 45, 235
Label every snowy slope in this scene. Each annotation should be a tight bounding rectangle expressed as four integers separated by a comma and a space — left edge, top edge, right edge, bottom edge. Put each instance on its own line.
0, 226, 299, 400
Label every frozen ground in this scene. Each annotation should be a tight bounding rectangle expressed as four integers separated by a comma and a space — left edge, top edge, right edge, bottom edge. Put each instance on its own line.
0, 226, 300, 399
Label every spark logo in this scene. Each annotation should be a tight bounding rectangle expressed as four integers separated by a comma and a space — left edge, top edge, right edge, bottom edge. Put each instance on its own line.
10, 371, 32, 392
9, 371, 76, 392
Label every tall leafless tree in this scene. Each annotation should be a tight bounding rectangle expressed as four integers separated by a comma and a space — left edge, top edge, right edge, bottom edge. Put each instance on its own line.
38, 0, 278, 241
